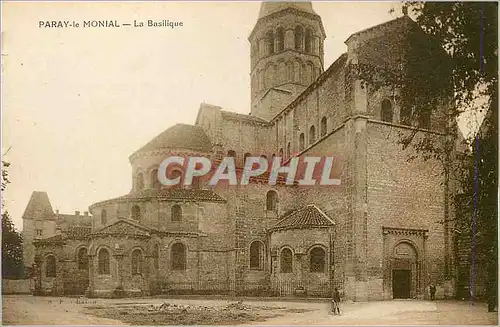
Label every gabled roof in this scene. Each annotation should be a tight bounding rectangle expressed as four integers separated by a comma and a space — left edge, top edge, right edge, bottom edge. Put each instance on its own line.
92, 219, 151, 238
272, 204, 335, 231
344, 15, 414, 44
131, 123, 213, 158
22, 191, 55, 220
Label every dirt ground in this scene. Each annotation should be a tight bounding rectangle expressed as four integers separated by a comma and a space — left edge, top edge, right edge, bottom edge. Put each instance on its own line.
2, 295, 498, 325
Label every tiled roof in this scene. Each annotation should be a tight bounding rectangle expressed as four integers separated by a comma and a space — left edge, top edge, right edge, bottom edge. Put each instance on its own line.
56, 213, 92, 226
33, 234, 65, 245
22, 191, 55, 220
119, 188, 227, 203
132, 123, 212, 156
92, 219, 151, 238
33, 226, 92, 245
272, 205, 335, 231
220, 110, 269, 124
66, 226, 92, 238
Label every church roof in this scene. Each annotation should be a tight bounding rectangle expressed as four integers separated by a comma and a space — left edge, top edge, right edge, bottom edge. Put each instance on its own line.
344, 15, 414, 44
220, 110, 269, 124
121, 188, 227, 203
90, 188, 226, 210
92, 219, 151, 238
131, 123, 212, 157
22, 191, 55, 220
272, 204, 335, 231
258, 1, 317, 19
66, 226, 92, 238
32, 226, 92, 245
33, 234, 65, 245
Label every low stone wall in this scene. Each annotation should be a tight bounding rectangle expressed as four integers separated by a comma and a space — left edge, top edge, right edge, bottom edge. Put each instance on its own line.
2, 279, 31, 294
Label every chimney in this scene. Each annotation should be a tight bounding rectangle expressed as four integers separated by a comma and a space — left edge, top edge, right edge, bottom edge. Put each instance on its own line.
75, 211, 80, 216
84, 211, 89, 217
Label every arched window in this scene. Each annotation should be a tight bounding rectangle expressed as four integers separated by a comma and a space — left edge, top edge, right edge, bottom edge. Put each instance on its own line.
419, 110, 431, 129
46, 255, 56, 277
309, 125, 316, 145
277, 60, 286, 83
171, 243, 186, 271
401, 106, 412, 126
101, 209, 107, 226
249, 241, 264, 270
191, 176, 201, 189
280, 248, 293, 273
305, 28, 313, 53
171, 204, 182, 222
286, 142, 291, 158
150, 169, 160, 190
294, 26, 303, 50
276, 27, 284, 51
266, 30, 274, 55
244, 152, 251, 165
227, 150, 236, 158
305, 62, 314, 84
299, 133, 305, 151
98, 248, 110, 275
266, 190, 278, 211
131, 249, 143, 275
168, 169, 183, 188
293, 59, 301, 83
320, 117, 327, 137
153, 244, 159, 271
136, 172, 144, 190
77, 248, 88, 270
310, 247, 326, 272
381, 99, 393, 123
131, 205, 141, 221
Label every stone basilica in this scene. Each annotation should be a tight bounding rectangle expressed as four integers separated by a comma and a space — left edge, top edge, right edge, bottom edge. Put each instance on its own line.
23, 2, 458, 300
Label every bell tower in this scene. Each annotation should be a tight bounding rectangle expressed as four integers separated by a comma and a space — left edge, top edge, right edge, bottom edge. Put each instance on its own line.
249, 1, 325, 120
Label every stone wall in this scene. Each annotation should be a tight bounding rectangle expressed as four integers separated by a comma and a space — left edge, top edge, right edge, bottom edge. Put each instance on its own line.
366, 121, 453, 300
2, 279, 31, 294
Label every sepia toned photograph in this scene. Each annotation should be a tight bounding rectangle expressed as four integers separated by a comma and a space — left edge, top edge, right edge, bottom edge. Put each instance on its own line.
1, 1, 498, 325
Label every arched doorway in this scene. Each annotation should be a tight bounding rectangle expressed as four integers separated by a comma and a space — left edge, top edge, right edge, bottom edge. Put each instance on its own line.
391, 241, 419, 299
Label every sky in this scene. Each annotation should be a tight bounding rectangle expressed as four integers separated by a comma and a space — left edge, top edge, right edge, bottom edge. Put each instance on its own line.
2, 0, 467, 230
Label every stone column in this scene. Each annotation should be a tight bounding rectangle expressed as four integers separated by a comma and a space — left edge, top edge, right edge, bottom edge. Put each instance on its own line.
313, 36, 320, 56
86, 254, 95, 298
423, 231, 429, 300
259, 39, 266, 57
295, 241, 306, 296
285, 29, 294, 49
114, 246, 125, 297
